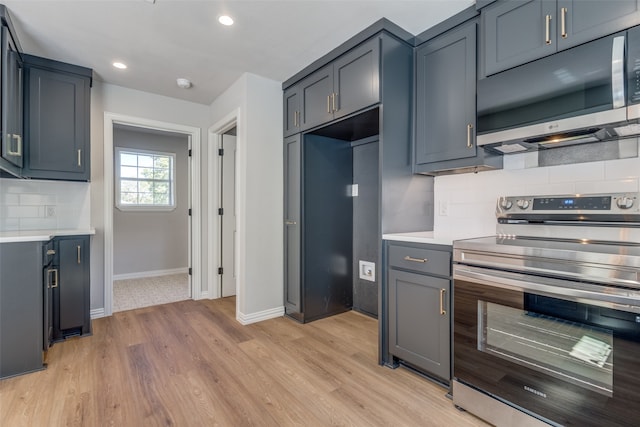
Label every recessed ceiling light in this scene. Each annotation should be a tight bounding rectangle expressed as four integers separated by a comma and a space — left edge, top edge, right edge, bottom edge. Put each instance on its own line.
113, 62, 127, 69
218, 15, 234, 26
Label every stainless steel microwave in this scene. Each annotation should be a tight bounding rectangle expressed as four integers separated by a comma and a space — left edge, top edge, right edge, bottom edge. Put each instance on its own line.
477, 25, 640, 154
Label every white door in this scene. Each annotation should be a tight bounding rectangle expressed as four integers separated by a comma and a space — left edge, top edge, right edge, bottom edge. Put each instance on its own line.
220, 134, 237, 297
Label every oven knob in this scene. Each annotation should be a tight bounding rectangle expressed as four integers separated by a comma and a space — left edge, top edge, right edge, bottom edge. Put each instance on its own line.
616, 196, 635, 209
499, 198, 513, 210
516, 199, 530, 210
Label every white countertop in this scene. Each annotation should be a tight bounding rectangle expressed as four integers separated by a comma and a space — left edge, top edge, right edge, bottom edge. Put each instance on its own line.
382, 231, 454, 246
0, 228, 96, 243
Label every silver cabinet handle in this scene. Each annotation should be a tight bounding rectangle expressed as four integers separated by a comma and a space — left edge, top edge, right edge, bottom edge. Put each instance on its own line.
561, 7, 568, 39
49, 269, 59, 288
404, 255, 427, 263
466, 124, 474, 148
545, 14, 552, 45
612, 35, 626, 109
293, 111, 298, 127
327, 95, 331, 113
77, 149, 82, 167
8, 134, 22, 156
77, 245, 81, 264
285, 220, 297, 225
439, 289, 446, 315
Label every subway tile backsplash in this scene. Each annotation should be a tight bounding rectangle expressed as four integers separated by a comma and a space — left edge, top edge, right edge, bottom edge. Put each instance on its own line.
0, 178, 90, 231
434, 150, 640, 241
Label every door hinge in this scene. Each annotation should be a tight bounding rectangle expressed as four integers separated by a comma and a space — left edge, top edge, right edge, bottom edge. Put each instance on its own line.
218, 148, 224, 156
188, 149, 192, 157
218, 208, 224, 215
188, 267, 192, 276
218, 267, 223, 275
188, 208, 192, 216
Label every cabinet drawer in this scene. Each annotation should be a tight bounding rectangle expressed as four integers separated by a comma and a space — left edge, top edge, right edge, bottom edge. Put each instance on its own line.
388, 244, 451, 276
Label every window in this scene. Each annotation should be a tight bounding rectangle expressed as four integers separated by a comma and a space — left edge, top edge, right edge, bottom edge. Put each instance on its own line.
115, 148, 176, 211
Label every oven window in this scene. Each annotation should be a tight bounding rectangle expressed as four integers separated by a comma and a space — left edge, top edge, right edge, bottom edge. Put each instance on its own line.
478, 301, 613, 397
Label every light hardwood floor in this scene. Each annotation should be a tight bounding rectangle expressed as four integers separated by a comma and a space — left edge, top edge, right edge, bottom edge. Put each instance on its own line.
0, 297, 488, 426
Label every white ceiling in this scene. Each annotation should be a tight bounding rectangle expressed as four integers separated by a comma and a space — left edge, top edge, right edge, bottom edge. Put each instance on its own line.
3, 0, 475, 105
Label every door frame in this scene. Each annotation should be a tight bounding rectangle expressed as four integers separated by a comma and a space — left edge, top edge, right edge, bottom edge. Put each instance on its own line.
103, 112, 202, 316
208, 109, 241, 306
219, 131, 237, 298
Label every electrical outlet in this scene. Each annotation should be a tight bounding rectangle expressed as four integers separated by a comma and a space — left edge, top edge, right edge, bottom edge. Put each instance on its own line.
439, 201, 449, 216
46, 206, 56, 217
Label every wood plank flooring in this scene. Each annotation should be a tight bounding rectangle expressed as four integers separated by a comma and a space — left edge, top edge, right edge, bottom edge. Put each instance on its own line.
0, 298, 488, 426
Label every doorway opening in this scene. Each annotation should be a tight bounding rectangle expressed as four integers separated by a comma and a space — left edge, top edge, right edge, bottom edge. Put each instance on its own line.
112, 124, 191, 312
103, 113, 202, 317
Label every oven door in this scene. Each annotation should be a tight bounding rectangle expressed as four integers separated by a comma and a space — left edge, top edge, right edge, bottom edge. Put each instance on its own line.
454, 264, 640, 427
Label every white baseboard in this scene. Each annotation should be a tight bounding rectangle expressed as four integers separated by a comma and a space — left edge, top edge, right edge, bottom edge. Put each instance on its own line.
90, 308, 105, 319
236, 306, 284, 325
113, 267, 188, 281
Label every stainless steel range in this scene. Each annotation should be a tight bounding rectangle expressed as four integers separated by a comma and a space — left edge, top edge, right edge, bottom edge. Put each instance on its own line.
452, 192, 640, 427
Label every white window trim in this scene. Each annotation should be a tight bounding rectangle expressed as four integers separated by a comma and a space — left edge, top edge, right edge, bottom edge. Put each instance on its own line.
115, 147, 177, 212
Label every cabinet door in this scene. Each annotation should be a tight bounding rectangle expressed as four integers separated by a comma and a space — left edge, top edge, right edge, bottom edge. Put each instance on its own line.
284, 134, 301, 314
1, 26, 23, 170
56, 237, 89, 333
333, 38, 380, 120
300, 65, 333, 131
557, 0, 640, 51
415, 22, 477, 165
389, 269, 450, 380
24, 67, 90, 180
283, 86, 301, 137
483, 0, 556, 76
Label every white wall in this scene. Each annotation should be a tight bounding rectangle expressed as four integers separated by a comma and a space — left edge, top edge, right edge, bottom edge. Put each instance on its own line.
434, 147, 640, 240
209, 73, 284, 322
90, 82, 211, 312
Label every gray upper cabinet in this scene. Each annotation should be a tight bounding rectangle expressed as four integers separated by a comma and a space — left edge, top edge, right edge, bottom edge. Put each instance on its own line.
283, 86, 301, 137
22, 55, 91, 181
283, 134, 301, 317
300, 64, 333, 131
415, 21, 477, 166
482, 0, 640, 77
557, 0, 640, 51
0, 15, 23, 176
298, 37, 380, 132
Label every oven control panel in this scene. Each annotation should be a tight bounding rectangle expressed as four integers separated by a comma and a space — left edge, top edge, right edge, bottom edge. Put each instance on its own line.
497, 192, 640, 218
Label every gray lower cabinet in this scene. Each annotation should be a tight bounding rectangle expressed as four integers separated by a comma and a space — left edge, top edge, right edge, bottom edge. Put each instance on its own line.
386, 241, 451, 383
482, 0, 640, 77
22, 54, 92, 181
53, 235, 91, 341
414, 19, 501, 174
283, 134, 301, 316
0, 241, 44, 379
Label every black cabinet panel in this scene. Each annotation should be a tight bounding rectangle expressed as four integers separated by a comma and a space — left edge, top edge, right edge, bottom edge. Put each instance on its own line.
53, 235, 90, 341
283, 86, 300, 137
0, 242, 43, 379
284, 134, 301, 314
301, 65, 333, 131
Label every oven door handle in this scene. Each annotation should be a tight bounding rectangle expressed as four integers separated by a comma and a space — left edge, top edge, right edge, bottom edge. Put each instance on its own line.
454, 264, 640, 313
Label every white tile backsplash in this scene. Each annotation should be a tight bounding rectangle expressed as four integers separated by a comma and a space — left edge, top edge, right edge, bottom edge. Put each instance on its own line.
0, 178, 90, 232
434, 155, 640, 240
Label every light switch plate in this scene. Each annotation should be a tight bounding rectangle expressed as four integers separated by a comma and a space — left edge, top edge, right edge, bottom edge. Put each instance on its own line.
359, 260, 375, 282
